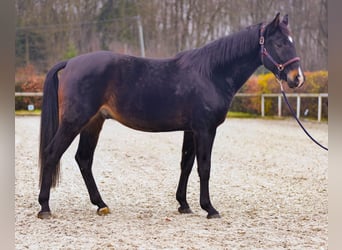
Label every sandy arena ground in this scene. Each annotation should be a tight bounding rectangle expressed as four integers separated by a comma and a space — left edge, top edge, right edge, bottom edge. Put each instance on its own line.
15, 116, 328, 249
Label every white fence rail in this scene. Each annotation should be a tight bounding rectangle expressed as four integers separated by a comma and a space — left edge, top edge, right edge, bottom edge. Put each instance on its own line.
15, 92, 328, 121
260, 93, 328, 122
15, 92, 43, 97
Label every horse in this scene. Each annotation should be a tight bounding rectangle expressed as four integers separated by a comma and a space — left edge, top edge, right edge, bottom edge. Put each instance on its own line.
37, 13, 304, 219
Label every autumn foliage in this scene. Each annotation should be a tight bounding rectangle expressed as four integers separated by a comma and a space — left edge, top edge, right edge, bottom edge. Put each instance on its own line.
15, 64, 44, 110
231, 71, 328, 119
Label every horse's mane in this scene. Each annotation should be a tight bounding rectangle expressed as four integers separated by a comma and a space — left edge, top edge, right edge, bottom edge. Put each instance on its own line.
176, 23, 262, 78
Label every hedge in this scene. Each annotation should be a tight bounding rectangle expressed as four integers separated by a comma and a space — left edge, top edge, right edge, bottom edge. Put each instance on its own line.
230, 71, 328, 119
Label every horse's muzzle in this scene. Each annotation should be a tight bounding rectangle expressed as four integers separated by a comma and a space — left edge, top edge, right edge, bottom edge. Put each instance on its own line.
286, 67, 305, 88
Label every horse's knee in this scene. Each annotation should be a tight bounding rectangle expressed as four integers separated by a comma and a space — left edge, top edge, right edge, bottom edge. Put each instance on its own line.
198, 167, 210, 180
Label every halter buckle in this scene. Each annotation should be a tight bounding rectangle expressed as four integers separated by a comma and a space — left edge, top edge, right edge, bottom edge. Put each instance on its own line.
259, 36, 264, 45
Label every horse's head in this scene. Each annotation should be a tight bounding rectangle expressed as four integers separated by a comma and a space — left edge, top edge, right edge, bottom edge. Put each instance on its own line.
260, 13, 305, 88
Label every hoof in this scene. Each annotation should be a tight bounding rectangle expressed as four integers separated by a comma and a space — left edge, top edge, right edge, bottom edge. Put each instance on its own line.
207, 213, 221, 219
178, 207, 193, 214
37, 211, 52, 219
97, 207, 110, 216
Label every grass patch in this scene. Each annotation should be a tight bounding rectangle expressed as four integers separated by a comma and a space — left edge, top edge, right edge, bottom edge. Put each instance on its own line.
227, 111, 259, 118
15, 109, 41, 116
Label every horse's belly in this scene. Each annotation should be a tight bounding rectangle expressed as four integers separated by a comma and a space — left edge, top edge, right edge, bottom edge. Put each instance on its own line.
100, 105, 188, 132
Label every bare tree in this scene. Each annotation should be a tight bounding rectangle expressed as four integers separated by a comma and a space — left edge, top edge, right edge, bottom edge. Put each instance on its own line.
15, 0, 327, 72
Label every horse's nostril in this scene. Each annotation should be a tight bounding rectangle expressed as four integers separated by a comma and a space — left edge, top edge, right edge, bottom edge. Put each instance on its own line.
297, 74, 303, 82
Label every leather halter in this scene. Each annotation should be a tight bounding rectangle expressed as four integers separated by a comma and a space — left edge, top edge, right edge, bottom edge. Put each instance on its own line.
259, 24, 300, 78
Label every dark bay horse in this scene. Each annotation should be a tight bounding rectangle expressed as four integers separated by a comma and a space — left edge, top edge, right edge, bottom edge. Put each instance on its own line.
38, 13, 304, 219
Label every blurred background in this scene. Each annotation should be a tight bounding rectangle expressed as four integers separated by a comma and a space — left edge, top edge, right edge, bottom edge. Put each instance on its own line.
15, 0, 328, 120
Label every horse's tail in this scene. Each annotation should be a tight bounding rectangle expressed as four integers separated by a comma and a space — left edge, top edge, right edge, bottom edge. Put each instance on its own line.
39, 60, 68, 188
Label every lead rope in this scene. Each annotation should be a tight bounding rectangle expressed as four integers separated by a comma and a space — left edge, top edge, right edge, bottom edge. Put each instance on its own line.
276, 79, 328, 151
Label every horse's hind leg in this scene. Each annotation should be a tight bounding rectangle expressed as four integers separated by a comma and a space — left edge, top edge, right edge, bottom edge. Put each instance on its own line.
75, 114, 110, 216
176, 131, 196, 214
38, 124, 81, 219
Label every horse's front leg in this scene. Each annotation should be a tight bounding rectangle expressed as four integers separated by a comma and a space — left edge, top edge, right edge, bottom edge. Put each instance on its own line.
176, 131, 196, 214
194, 129, 220, 219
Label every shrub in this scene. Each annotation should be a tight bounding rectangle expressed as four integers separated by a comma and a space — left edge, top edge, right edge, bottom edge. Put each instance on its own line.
231, 71, 328, 119
15, 64, 44, 110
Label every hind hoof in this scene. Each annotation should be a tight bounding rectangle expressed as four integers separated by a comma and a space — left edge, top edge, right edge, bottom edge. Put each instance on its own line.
207, 213, 221, 219
178, 207, 193, 214
97, 207, 110, 216
37, 211, 52, 219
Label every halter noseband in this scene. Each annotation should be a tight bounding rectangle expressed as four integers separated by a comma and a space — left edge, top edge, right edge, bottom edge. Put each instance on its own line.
259, 24, 300, 78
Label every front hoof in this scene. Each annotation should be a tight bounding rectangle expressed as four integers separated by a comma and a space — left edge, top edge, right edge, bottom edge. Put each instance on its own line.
37, 211, 52, 219
178, 207, 193, 214
207, 213, 221, 219
97, 207, 110, 216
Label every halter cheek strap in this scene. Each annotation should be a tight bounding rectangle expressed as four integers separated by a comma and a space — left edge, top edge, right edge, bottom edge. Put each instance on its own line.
259, 24, 300, 78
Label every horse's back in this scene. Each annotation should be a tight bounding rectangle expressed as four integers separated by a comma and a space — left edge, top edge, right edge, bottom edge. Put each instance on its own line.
57, 51, 188, 131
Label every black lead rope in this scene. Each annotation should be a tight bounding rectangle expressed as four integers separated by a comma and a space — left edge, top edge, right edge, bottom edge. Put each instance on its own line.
277, 79, 328, 151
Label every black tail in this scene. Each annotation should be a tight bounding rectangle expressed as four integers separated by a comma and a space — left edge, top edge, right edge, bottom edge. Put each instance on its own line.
39, 60, 68, 188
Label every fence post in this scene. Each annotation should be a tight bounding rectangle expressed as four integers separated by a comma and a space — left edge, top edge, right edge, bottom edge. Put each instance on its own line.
261, 94, 265, 117
278, 95, 282, 117
296, 95, 301, 119
137, 15, 145, 57
318, 95, 322, 122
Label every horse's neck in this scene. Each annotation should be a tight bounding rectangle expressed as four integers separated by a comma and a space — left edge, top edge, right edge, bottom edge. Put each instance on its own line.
230, 54, 261, 92
209, 26, 262, 92
213, 48, 261, 94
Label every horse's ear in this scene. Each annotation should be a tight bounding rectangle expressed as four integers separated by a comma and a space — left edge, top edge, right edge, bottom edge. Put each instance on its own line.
282, 14, 289, 26
266, 12, 281, 35
271, 12, 281, 27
